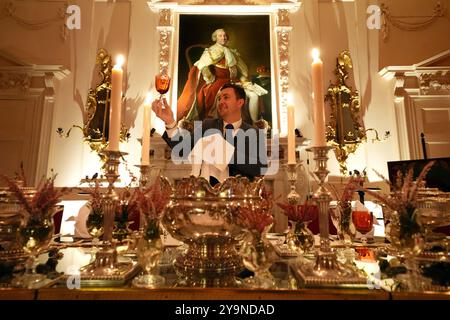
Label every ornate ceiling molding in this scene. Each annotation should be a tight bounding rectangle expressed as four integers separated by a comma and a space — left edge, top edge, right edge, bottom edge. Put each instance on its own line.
148, 0, 301, 12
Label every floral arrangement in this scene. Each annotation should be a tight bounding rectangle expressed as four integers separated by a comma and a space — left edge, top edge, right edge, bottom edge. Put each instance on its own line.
276, 200, 318, 224
80, 179, 103, 214
327, 171, 365, 235
77, 179, 104, 235
260, 184, 275, 212
127, 177, 171, 240
364, 161, 435, 242
238, 206, 274, 234
1, 171, 70, 223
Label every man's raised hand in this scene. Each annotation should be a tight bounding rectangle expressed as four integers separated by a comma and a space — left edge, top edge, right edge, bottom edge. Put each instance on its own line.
151, 98, 174, 125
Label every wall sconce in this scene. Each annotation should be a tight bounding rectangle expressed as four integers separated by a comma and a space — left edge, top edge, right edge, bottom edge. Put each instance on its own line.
325, 50, 389, 174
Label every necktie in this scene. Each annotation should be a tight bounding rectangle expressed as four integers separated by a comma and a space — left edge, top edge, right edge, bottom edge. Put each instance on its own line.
224, 124, 237, 177
224, 123, 234, 139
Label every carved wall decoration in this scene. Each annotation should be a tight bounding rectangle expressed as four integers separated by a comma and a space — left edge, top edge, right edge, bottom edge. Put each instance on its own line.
420, 71, 450, 95
157, 9, 174, 74
0, 73, 30, 92
275, 9, 292, 134
2, 1, 69, 41
380, 1, 446, 42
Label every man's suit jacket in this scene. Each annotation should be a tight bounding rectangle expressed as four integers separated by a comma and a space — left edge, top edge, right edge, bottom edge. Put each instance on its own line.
162, 118, 267, 180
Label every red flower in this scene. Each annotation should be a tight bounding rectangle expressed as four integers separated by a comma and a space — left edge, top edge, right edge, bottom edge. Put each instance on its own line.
276, 200, 318, 223
127, 177, 171, 222
238, 206, 273, 234
1, 173, 70, 222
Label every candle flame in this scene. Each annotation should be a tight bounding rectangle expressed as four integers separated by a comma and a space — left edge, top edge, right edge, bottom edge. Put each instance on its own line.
115, 54, 125, 67
312, 48, 320, 61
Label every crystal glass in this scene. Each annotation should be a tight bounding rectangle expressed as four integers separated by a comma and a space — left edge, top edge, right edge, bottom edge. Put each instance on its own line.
352, 210, 373, 245
240, 229, 276, 288
155, 73, 170, 100
11, 217, 54, 288
132, 219, 165, 288
86, 209, 104, 256
286, 220, 315, 255
113, 222, 132, 243
330, 202, 356, 246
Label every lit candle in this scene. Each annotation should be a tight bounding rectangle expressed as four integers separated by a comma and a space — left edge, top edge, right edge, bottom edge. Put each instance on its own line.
311, 49, 327, 147
287, 95, 296, 164
108, 54, 124, 151
141, 93, 152, 166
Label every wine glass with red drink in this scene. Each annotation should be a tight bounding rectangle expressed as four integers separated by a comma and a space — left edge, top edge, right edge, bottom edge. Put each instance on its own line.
155, 73, 170, 100
352, 210, 373, 245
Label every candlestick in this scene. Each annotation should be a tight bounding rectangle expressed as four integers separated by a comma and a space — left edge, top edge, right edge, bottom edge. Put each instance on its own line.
290, 146, 366, 287
287, 103, 296, 164
99, 149, 128, 242
109, 54, 124, 151
284, 163, 301, 204
141, 93, 152, 165
311, 49, 327, 147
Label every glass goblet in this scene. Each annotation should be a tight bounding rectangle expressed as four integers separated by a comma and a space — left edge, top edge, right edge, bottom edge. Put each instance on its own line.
132, 219, 165, 288
352, 210, 373, 245
12, 217, 55, 288
240, 230, 276, 289
86, 210, 104, 259
132, 236, 165, 288
155, 73, 170, 100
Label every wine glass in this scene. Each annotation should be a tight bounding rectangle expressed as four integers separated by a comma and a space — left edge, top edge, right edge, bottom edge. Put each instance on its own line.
155, 73, 170, 100
11, 217, 55, 288
132, 218, 165, 288
352, 210, 373, 245
86, 210, 104, 259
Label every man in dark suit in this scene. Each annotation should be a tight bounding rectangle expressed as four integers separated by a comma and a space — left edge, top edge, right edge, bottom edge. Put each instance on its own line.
152, 83, 267, 184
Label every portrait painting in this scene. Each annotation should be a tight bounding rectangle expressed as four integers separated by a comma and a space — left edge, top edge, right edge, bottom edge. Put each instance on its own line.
176, 14, 272, 128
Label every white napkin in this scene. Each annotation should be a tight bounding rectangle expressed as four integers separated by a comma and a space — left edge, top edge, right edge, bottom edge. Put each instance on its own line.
74, 204, 92, 238
188, 133, 235, 183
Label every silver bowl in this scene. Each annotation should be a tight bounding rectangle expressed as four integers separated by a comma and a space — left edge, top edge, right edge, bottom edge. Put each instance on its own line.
161, 175, 264, 286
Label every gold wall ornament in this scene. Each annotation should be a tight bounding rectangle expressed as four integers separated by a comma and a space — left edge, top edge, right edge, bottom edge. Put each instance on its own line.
325, 50, 389, 175
380, 2, 446, 42
57, 49, 130, 160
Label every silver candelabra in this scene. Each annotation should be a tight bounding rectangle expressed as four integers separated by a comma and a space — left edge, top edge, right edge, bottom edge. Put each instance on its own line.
100, 149, 128, 242
135, 164, 151, 189
79, 149, 139, 282
291, 146, 367, 287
